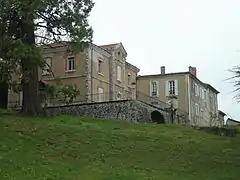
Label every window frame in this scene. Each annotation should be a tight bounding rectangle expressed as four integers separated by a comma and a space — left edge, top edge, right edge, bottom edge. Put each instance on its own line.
151, 81, 158, 96
97, 57, 103, 75
195, 84, 198, 96
116, 91, 122, 100
169, 80, 176, 95
195, 103, 199, 116
42, 57, 52, 75
97, 87, 104, 102
117, 65, 122, 81
127, 73, 131, 86
66, 56, 76, 72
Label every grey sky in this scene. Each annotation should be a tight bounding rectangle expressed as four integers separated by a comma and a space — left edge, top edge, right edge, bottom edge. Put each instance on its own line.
89, 0, 240, 119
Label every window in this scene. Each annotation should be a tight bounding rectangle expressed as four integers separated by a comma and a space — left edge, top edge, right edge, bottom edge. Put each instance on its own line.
200, 109, 203, 117
201, 88, 205, 99
165, 80, 178, 96
98, 58, 103, 74
199, 87, 202, 98
42, 57, 52, 75
67, 57, 76, 71
204, 90, 207, 100
151, 81, 158, 96
117, 66, 122, 81
195, 84, 199, 96
152, 82, 157, 96
116, 92, 122, 100
195, 104, 199, 116
169, 80, 175, 95
97, 87, 104, 102
127, 73, 131, 85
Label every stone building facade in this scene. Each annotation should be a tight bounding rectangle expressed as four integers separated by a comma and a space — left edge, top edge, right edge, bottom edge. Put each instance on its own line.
136, 66, 221, 127
7, 42, 140, 107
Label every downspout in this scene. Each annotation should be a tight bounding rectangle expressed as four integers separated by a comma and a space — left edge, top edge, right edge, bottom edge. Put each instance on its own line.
91, 47, 93, 102
187, 75, 191, 123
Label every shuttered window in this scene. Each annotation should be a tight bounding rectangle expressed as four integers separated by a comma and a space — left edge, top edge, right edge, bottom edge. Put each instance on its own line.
165, 80, 179, 96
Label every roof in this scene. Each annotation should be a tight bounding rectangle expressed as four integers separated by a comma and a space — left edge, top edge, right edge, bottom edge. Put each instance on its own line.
126, 61, 140, 72
137, 71, 220, 94
100, 42, 128, 56
41, 41, 111, 53
218, 110, 226, 116
227, 118, 240, 124
137, 71, 189, 78
204, 83, 220, 94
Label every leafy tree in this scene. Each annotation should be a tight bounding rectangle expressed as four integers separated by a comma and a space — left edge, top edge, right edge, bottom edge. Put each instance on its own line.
41, 79, 80, 107
0, 0, 94, 115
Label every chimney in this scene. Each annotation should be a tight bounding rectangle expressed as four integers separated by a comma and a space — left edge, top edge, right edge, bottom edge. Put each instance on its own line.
161, 66, 166, 74
189, 66, 197, 77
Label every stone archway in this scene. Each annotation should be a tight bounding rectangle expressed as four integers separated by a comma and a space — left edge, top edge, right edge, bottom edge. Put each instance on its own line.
151, 110, 165, 124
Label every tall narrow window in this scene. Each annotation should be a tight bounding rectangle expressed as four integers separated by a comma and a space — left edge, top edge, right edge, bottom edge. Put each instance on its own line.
127, 73, 131, 85
201, 88, 204, 99
116, 92, 122, 100
195, 104, 199, 116
195, 84, 199, 96
67, 57, 76, 71
97, 87, 104, 102
117, 66, 122, 81
169, 80, 175, 95
165, 80, 178, 96
42, 57, 52, 75
151, 81, 158, 96
98, 58, 103, 74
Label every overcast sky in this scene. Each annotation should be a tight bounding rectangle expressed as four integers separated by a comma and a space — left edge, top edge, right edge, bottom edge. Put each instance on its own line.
89, 0, 240, 120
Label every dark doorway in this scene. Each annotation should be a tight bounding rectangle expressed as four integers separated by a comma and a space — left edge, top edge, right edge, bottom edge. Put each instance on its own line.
0, 81, 8, 109
151, 110, 165, 124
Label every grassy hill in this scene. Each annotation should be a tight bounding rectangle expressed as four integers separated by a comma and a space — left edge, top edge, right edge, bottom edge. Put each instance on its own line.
0, 113, 240, 180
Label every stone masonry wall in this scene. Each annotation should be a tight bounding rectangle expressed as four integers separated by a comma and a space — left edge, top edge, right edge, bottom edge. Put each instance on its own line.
46, 100, 171, 123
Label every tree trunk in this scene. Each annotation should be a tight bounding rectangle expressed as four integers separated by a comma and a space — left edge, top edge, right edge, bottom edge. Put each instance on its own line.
20, 17, 42, 115
21, 66, 42, 115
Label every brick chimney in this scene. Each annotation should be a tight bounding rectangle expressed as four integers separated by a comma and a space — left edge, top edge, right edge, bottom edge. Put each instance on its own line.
161, 66, 165, 74
189, 66, 197, 77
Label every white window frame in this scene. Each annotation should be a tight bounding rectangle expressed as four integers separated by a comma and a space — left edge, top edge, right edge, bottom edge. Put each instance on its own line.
117, 66, 122, 81
201, 88, 204, 99
195, 84, 199, 96
169, 80, 176, 95
195, 104, 199, 116
97, 87, 104, 102
42, 57, 52, 75
97, 58, 103, 75
66, 56, 76, 72
151, 81, 158, 97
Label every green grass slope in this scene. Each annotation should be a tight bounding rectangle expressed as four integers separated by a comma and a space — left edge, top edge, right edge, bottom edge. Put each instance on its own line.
0, 114, 240, 180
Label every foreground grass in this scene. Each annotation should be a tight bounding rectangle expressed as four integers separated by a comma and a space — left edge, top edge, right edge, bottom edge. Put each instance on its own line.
0, 114, 240, 180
